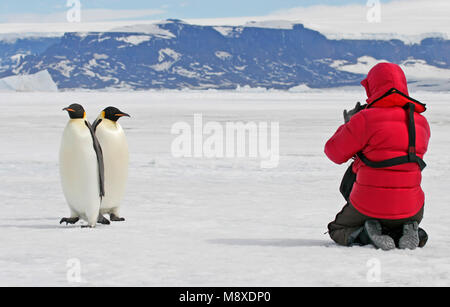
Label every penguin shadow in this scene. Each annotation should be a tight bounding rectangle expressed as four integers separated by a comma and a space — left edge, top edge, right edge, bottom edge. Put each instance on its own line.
0, 223, 108, 230
207, 238, 334, 248
0, 218, 95, 230
3, 217, 57, 222
0, 224, 79, 230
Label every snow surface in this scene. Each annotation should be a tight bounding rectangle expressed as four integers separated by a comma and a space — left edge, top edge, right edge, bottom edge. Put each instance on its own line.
0, 90, 449, 286
215, 51, 232, 60
332, 57, 450, 92
0, 32, 63, 43
0, 70, 58, 92
111, 24, 175, 39
244, 20, 294, 30
0, 22, 175, 42
213, 26, 235, 37
333, 56, 450, 81
116, 35, 152, 46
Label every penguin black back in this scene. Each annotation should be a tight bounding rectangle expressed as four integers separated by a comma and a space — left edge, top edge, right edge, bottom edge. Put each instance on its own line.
61, 103, 105, 199
63, 104, 85, 119
85, 121, 105, 199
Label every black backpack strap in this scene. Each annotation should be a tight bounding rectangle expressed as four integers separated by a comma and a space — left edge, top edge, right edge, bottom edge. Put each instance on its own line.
406, 103, 427, 170
357, 103, 426, 171
407, 102, 416, 161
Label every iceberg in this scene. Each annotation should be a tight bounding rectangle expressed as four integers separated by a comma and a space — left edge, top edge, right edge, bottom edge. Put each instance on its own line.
0, 70, 58, 92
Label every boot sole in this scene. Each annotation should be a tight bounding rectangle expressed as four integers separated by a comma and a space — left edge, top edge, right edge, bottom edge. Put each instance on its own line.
370, 235, 396, 251
399, 235, 419, 250
399, 240, 418, 250
399, 222, 420, 250
365, 220, 396, 251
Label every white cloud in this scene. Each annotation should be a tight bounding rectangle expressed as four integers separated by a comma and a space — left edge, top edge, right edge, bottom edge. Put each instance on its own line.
186, 0, 450, 43
1, 8, 164, 23
81, 9, 165, 22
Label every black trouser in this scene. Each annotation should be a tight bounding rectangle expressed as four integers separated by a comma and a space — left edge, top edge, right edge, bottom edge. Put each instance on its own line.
328, 203, 424, 246
332, 163, 426, 246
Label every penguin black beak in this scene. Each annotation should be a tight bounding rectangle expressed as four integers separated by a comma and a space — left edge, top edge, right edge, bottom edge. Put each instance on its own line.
63, 107, 75, 113
116, 112, 131, 118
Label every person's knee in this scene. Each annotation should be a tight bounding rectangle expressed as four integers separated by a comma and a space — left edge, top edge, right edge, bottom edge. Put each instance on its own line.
329, 226, 366, 247
329, 229, 350, 246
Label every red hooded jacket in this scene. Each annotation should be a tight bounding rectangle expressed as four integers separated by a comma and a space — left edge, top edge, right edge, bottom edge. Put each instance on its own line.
325, 63, 431, 219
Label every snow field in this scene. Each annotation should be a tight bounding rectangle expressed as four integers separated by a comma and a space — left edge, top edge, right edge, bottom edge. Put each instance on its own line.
0, 90, 449, 286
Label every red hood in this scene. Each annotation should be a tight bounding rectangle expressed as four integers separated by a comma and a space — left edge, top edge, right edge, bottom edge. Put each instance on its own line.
361, 63, 426, 113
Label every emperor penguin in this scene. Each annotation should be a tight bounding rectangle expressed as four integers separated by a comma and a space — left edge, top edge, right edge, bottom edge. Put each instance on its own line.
59, 104, 106, 228
93, 107, 130, 222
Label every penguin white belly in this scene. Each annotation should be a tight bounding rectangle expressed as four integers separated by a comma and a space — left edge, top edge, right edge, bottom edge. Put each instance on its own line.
96, 121, 129, 214
59, 120, 101, 226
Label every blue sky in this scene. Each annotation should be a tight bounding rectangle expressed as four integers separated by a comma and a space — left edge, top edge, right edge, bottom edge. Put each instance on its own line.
0, 0, 394, 22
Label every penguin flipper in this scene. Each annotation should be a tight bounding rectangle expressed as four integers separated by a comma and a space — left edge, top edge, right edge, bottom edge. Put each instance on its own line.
92, 118, 102, 133
60, 217, 80, 225
85, 121, 105, 199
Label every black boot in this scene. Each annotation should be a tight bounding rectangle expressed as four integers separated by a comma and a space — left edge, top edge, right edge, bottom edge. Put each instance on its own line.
348, 227, 371, 246
418, 228, 428, 248
385, 226, 428, 248
364, 220, 396, 251
399, 222, 420, 250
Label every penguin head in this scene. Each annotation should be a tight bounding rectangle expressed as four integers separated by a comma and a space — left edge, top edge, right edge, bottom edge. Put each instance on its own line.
101, 107, 131, 122
63, 104, 86, 119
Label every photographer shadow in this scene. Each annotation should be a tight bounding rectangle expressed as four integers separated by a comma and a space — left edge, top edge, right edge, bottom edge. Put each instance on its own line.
208, 238, 334, 248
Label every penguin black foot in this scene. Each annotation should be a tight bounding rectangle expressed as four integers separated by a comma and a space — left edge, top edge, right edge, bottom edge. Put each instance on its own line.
60, 217, 80, 225
81, 225, 95, 228
97, 215, 111, 225
110, 214, 125, 222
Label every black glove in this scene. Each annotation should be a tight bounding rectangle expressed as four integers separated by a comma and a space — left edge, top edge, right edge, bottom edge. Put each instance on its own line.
343, 102, 367, 123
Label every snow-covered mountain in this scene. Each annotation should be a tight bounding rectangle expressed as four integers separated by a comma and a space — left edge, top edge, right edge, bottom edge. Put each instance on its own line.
0, 70, 57, 92
0, 19, 449, 91
0, 37, 59, 75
